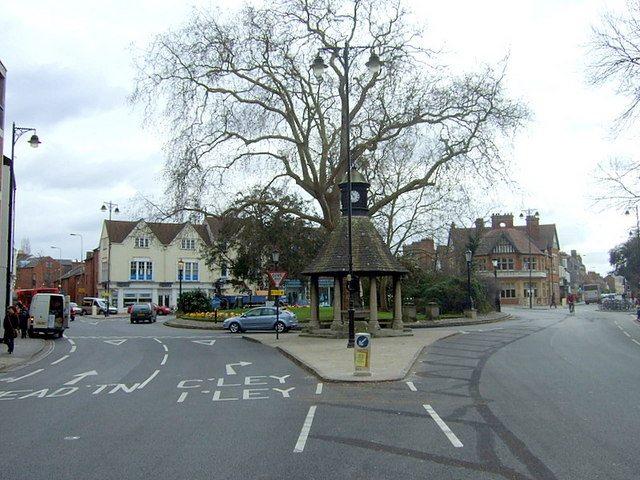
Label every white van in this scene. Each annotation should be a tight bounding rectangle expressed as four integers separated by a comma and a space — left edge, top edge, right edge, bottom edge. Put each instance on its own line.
29, 293, 70, 338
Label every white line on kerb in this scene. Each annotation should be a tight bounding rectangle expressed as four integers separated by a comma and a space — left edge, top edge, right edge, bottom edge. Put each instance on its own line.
162, 344, 168, 352
137, 369, 160, 389
315, 383, 323, 395
51, 355, 69, 365
406, 381, 417, 392
153, 338, 163, 344
177, 392, 188, 403
294, 406, 317, 453
161, 354, 168, 366
423, 404, 463, 448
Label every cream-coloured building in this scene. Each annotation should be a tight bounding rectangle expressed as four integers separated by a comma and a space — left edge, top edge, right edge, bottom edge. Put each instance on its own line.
98, 217, 234, 310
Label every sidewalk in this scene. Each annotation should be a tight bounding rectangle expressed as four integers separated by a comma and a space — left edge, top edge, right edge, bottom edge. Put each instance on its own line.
243, 329, 461, 382
0, 337, 52, 372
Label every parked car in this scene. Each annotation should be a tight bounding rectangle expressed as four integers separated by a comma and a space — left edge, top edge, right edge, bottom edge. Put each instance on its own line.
222, 307, 297, 333
81, 297, 117, 315
153, 304, 171, 315
69, 302, 82, 320
130, 303, 157, 324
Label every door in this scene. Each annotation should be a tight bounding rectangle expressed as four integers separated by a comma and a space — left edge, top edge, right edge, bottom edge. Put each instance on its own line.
241, 309, 262, 330
258, 307, 277, 329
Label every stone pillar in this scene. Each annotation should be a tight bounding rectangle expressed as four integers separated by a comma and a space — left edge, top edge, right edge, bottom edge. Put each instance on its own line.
392, 276, 403, 330
309, 276, 320, 330
369, 276, 380, 332
331, 276, 342, 331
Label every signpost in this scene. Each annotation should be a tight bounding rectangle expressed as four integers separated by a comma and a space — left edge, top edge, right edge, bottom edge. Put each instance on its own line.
268, 271, 287, 340
354, 333, 371, 376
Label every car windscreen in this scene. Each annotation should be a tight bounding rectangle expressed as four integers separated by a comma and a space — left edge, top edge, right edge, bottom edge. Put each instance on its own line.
132, 305, 151, 312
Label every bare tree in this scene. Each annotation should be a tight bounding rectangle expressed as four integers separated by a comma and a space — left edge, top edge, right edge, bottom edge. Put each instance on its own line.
588, 0, 640, 128
133, 0, 528, 231
592, 156, 640, 209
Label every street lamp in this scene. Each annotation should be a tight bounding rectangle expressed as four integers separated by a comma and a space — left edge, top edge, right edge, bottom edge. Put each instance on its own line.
101, 201, 119, 316
492, 258, 500, 312
465, 249, 473, 310
178, 259, 184, 306
272, 250, 281, 340
50, 246, 62, 291
6, 123, 41, 310
520, 209, 539, 309
312, 44, 382, 349
70, 233, 84, 262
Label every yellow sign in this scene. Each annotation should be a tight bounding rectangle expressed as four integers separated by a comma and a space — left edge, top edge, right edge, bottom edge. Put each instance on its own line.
256, 290, 269, 296
354, 351, 369, 368
271, 290, 285, 296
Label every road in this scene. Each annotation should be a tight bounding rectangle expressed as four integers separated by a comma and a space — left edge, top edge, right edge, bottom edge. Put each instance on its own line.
1, 306, 639, 479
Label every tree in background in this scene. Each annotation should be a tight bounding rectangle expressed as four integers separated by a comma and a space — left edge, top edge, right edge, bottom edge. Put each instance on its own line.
609, 235, 640, 294
133, 0, 528, 234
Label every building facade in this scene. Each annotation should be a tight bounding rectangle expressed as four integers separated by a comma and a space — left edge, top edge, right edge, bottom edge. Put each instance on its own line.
403, 238, 437, 271
98, 217, 242, 310
0, 59, 7, 316
15, 255, 77, 290
447, 213, 561, 306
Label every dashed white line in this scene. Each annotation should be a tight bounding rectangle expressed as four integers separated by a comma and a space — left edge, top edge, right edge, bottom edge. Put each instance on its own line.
633, 339, 640, 346
177, 392, 188, 403
51, 355, 69, 365
69, 345, 76, 353
624, 331, 631, 337
294, 406, 317, 453
3, 368, 45, 383
315, 383, 323, 395
137, 369, 160, 389
161, 354, 168, 366
423, 404, 463, 448
162, 344, 168, 352
406, 381, 417, 392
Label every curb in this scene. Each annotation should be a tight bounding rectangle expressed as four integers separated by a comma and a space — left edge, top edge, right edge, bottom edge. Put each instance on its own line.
407, 313, 512, 329
163, 320, 223, 330
0, 339, 54, 373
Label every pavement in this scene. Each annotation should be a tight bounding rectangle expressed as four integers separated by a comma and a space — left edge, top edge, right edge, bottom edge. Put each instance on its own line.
0, 336, 51, 371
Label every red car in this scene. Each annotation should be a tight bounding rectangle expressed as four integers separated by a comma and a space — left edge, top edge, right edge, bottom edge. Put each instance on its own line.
154, 304, 171, 315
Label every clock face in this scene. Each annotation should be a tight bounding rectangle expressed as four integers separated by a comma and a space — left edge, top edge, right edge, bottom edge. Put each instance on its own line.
350, 190, 360, 203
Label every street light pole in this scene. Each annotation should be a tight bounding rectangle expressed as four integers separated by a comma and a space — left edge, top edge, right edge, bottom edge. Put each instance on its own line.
492, 258, 500, 312
101, 202, 119, 316
311, 44, 381, 349
520, 209, 539, 309
465, 249, 473, 310
70, 233, 84, 262
272, 250, 280, 340
178, 259, 184, 309
6, 123, 41, 309
50, 246, 62, 291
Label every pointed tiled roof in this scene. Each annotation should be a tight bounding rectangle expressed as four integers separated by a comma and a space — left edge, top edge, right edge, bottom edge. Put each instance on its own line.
105, 220, 137, 243
105, 219, 215, 246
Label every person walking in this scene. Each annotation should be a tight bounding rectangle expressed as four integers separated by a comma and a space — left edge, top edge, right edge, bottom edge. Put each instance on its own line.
550, 293, 557, 309
3, 306, 18, 354
17, 302, 29, 339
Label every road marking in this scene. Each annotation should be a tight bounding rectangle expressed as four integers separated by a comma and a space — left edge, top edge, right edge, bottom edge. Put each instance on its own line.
0, 369, 45, 383
103, 339, 127, 346
153, 338, 163, 344
64, 436, 80, 440
162, 344, 168, 352
69, 345, 76, 353
177, 392, 188, 403
192, 339, 216, 346
294, 406, 317, 453
51, 355, 69, 365
315, 383, 323, 395
138, 369, 160, 389
161, 354, 168, 366
633, 339, 640, 346
64, 370, 98, 386
406, 381, 417, 392
226, 361, 252, 375
423, 404, 463, 448
67, 338, 75, 345
624, 331, 631, 337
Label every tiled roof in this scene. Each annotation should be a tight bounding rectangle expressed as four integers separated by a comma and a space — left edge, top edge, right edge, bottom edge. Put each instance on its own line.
61, 265, 85, 279
105, 220, 137, 243
105, 219, 215, 246
449, 225, 553, 256
302, 216, 408, 276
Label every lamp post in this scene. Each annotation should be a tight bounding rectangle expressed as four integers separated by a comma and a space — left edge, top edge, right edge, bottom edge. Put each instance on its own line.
520, 209, 539, 309
465, 249, 473, 310
70, 233, 84, 262
50, 246, 62, 291
311, 44, 382, 349
625, 206, 640, 298
101, 202, 119, 316
492, 258, 500, 312
272, 250, 280, 340
177, 259, 184, 308
6, 123, 41, 309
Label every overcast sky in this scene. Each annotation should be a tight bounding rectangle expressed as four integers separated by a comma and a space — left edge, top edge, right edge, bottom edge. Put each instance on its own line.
0, 0, 635, 275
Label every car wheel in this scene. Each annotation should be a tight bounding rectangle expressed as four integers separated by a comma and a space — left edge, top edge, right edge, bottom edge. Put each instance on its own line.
130, 320, 134, 324
229, 322, 241, 334
275, 321, 286, 333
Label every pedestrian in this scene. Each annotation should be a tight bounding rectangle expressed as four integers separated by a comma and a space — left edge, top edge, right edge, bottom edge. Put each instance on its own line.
17, 302, 29, 339
567, 293, 575, 314
3, 306, 18, 354
550, 293, 557, 309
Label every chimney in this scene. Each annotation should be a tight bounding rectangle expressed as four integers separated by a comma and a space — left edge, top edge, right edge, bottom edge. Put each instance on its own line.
475, 218, 484, 232
525, 215, 540, 239
491, 213, 514, 229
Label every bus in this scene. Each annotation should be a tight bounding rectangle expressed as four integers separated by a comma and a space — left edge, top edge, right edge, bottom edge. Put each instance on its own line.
15, 287, 59, 309
582, 284, 601, 304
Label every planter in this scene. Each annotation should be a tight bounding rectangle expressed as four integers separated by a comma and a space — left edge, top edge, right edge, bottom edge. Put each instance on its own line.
425, 302, 439, 320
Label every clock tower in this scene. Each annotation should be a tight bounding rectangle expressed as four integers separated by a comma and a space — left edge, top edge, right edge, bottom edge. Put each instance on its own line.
339, 169, 369, 216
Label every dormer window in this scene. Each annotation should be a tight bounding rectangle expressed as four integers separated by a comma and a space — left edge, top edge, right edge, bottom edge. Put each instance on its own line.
181, 238, 196, 250
135, 237, 150, 248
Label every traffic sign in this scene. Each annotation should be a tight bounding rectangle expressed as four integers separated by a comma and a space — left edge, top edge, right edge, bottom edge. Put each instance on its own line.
268, 271, 288, 288
271, 289, 285, 296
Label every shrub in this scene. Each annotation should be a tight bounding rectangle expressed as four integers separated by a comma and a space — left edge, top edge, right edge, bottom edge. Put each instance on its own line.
177, 290, 212, 313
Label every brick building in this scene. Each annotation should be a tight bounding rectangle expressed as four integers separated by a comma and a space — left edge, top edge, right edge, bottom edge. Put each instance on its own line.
447, 213, 561, 306
403, 238, 436, 270
59, 248, 100, 302
15, 256, 77, 290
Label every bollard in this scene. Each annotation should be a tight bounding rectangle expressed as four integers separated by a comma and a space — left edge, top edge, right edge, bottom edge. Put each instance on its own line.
354, 332, 371, 376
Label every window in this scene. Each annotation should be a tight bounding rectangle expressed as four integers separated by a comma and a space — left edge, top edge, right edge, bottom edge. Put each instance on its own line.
130, 260, 152, 280
221, 262, 229, 278
134, 237, 150, 248
497, 258, 514, 270
524, 257, 538, 270
474, 258, 486, 271
501, 283, 516, 298
181, 238, 196, 250
524, 287, 538, 298
493, 240, 515, 254
181, 261, 199, 281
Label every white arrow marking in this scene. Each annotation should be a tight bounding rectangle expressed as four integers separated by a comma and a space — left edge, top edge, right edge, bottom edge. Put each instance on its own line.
103, 339, 127, 346
225, 361, 252, 375
192, 340, 216, 346
64, 370, 98, 386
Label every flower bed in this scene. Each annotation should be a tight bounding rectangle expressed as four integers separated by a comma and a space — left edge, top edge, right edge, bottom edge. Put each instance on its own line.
180, 311, 237, 322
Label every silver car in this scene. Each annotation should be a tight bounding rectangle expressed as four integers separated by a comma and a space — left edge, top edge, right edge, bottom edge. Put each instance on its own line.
223, 307, 298, 333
